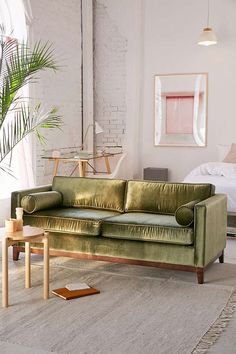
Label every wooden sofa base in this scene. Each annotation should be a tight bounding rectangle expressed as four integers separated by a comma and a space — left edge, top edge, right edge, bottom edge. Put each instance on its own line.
12, 246, 224, 285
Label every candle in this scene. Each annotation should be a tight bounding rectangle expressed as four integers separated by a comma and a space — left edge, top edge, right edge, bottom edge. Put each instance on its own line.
5, 219, 17, 233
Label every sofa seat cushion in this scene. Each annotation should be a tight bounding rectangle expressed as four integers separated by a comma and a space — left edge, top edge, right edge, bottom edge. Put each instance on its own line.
23, 208, 119, 236
102, 212, 194, 245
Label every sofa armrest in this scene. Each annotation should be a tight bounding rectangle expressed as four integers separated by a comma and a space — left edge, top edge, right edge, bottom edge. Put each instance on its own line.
194, 194, 227, 267
11, 185, 52, 217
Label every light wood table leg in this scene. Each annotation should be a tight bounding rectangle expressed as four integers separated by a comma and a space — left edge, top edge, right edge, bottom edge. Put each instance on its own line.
78, 161, 85, 177
104, 156, 111, 174
25, 242, 31, 288
53, 159, 60, 176
43, 234, 49, 300
2, 238, 9, 308
82, 161, 86, 176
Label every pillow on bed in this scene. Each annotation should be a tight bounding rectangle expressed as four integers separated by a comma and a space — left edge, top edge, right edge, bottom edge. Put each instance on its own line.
217, 144, 231, 161
223, 143, 236, 163
185, 162, 236, 178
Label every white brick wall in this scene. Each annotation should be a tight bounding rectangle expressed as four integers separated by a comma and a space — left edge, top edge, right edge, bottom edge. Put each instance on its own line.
30, 0, 82, 185
32, 0, 129, 184
93, 1, 127, 152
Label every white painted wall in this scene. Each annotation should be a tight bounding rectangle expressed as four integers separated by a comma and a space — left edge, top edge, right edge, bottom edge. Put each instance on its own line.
94, 0, 236, 181
30, 0, 82, 184
141, 0, 236, 181
29, 0, 236, 183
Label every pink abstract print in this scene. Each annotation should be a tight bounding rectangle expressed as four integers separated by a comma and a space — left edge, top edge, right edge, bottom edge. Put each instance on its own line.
166, 96, 194, 134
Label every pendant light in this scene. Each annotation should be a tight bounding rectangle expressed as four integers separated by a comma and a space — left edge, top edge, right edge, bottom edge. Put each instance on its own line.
198, 0, 217, 46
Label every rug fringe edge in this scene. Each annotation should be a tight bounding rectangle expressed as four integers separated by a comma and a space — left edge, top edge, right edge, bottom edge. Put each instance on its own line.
191, 288, 236, 354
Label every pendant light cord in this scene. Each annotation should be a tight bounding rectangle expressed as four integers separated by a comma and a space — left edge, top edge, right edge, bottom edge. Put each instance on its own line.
207, 0, 210, 27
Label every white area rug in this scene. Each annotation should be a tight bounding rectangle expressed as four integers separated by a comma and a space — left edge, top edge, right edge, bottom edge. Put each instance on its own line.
0, 255, 236, 354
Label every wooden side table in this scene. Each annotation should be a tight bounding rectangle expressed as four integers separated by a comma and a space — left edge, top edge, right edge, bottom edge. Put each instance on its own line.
1, 226, 49, 308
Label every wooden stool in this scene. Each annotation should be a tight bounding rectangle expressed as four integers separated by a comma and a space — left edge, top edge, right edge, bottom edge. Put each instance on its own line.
1, 226, 49, 308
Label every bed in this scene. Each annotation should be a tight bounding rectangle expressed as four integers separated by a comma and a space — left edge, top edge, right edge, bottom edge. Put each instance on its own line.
184, 162, 236, 233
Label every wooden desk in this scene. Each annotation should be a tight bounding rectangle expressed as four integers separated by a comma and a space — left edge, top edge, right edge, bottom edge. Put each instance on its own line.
42, 153, 119, 177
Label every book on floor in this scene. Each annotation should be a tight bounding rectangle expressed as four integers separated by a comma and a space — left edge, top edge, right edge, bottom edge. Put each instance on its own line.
52, 286, 100, 300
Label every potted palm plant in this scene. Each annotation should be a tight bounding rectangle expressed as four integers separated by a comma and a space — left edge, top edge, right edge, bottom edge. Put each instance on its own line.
0, 26, 62, 174
0, 27, 62, 226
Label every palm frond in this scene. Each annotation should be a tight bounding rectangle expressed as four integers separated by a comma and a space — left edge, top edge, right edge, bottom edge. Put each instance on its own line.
0, 104, 62, 163
0, 39, 59, 125
0, 26, 63, 174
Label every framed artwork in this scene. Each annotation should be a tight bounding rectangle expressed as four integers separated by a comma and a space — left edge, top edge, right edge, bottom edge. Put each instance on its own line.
154, 73, 208, 147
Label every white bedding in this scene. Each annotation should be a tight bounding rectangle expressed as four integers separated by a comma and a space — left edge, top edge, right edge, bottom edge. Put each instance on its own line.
184, 162, 236, 213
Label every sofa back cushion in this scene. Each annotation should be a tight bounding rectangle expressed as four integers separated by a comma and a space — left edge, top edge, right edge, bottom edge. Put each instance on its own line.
52, 176, 126, 212
125, 181, 215, 215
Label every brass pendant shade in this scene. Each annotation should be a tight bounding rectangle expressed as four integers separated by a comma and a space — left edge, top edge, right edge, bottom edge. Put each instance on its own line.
198, 0, 217, 46
198, 27, 217, 46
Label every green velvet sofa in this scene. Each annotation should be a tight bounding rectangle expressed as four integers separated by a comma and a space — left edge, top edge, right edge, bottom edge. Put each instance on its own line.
11, 176, 227, 284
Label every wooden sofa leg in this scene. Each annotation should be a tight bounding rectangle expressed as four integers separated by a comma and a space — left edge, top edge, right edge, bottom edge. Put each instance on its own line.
13, 246, 20, 261
219, 251, 224, 263
196, 268, 204, 284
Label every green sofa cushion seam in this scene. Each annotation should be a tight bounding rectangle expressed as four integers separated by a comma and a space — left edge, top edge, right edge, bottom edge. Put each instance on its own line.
125, 209, 174, 215
102, 221, 192, 230
25, 214, 100, 224
103, 233, 193, 245
62, 204, 124, 213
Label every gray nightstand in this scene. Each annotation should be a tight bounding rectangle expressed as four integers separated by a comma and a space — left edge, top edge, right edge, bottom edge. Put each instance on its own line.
143, 167, 168, 181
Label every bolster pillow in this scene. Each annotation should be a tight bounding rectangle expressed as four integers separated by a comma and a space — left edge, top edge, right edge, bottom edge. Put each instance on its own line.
21, 191, 62, 214
175, 200, 200, 226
